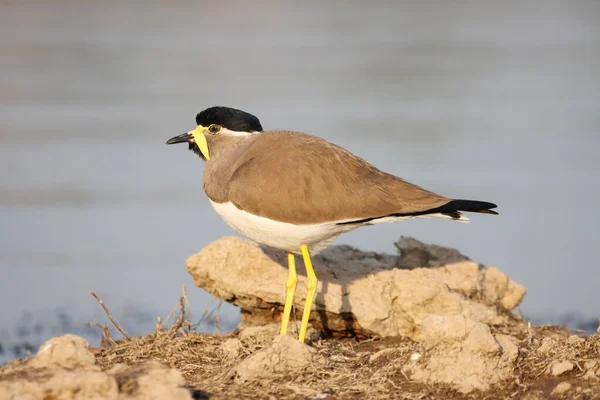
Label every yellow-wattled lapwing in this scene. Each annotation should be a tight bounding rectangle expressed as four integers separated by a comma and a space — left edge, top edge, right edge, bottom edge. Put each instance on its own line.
166, 106, 498, 342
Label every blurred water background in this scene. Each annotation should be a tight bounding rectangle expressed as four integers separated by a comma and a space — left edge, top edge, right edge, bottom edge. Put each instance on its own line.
1, 0, 599, 363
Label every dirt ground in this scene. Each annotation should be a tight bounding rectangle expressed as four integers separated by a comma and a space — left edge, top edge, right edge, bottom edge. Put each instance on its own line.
1, 294, 599, 400
85, 320, 599, 399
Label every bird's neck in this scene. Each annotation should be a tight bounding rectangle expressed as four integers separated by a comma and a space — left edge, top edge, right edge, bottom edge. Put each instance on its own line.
202, 134, 257, 203
206, 134, 251, 159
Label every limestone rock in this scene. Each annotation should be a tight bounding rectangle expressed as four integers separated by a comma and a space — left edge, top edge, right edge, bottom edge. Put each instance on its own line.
495, 334, 519, 363
0, 335, 192, 400
548, 360, 575, 376
402, 315, 517, 393
0, 367, 119, 400
481, 266, 527, 310
231, 335, 317, 383
33, 334, 96, 369
537, 337, 557, 354
186, 236, 526, 339
552, 382, 572, 395
111, 361, 192, 400
220, 338, 243, 359
584, 360, 598, 376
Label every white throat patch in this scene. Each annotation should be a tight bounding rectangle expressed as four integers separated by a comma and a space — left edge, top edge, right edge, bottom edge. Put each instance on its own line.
219, 127, 261, 137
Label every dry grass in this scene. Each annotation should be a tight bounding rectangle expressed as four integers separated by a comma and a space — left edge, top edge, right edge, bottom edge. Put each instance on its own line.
84, 289, 600, 399
1, 288, 597, 399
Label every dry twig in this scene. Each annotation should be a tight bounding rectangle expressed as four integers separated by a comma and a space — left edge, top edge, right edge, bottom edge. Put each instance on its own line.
170, 285, 190, 337
89, 290, 131, 340
86, 321, 116, 348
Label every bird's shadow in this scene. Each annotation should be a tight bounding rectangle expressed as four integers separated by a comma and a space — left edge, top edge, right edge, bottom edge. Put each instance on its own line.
259, 236, 471, 339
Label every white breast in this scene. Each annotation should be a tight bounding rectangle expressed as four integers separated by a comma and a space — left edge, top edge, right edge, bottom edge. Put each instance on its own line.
208, 200, 467, 254
208, 200, 353, 254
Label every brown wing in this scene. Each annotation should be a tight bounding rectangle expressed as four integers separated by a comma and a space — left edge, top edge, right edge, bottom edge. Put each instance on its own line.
227, 131, 451, 224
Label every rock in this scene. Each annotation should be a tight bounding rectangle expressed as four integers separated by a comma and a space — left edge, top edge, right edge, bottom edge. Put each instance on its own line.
0, 335, 192, 400
495, 334, 519, 363
584, 360, 598, 372
220, 338, 243, 359
418, 315, 499, 354
584, 369, 598, 380
44, 370, 119, 399
548, 360, 575, 376
481, 266, 527, 310
111, 361, 192, 400
0, 369, 119, 400
551, 382, 572, 395
231, 335, 317, 383
186, 236, 527, 339
33, 334, 96, 369
402, 315, 517, 393
537, 337, 556, 354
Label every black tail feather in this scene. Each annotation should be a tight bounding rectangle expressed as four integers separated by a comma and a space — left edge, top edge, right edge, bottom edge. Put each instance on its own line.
436, 199, 499, 216
336, 199, 498, 226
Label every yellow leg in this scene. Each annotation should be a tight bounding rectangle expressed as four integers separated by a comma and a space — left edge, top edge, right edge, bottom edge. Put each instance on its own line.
280, 252, 297, 335
299, 245, 317, 343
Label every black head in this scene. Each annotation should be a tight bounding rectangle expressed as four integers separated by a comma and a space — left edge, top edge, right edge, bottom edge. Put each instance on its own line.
166, 106, 264, 161
195, 106, 263, 133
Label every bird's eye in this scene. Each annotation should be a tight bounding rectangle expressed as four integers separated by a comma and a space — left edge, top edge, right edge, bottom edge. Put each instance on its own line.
208, 124, 221, 134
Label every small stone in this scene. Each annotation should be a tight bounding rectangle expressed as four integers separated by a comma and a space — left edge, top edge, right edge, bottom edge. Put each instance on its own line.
33, 334, 96, 369
307, 326, 321, 342
537, 337, 556, 354
419, 315, 498, 355
120, 361, 192, 400
231, 335, 317, 383
410, 352, 422, 361
368, 348, 399, 364
583, 369, 597, 380
330, 354, 351, 362
548, 360, 574, 376
407, 315, 516, 394
495, 334, 519, 363
220, 338, 243, 359
551, 382, 572, 395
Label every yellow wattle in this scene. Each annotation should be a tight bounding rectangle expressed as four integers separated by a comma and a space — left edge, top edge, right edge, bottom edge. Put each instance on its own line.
190, 126, 210, 160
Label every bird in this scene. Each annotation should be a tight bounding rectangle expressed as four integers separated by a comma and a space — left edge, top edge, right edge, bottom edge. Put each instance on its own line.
166, 106, 498, 343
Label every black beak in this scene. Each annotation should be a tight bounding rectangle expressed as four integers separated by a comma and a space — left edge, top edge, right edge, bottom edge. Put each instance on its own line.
166, 132, 193, 145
